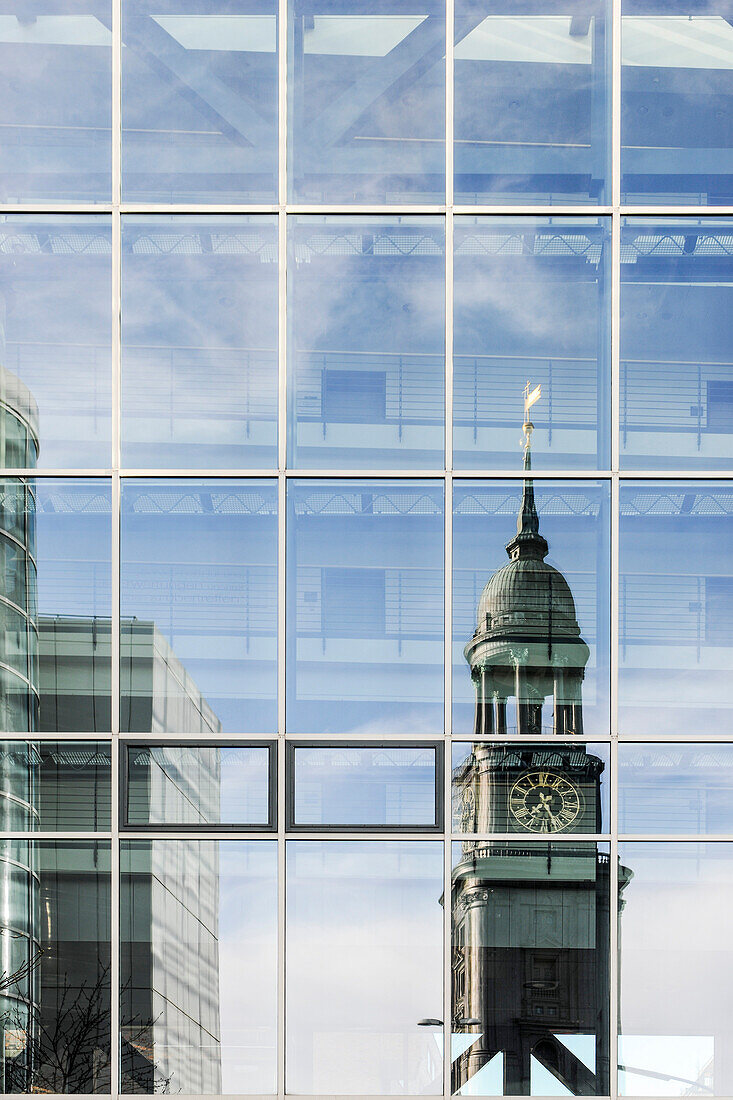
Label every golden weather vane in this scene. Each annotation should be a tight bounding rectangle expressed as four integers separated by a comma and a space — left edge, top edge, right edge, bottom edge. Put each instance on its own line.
521, 380, 541, 454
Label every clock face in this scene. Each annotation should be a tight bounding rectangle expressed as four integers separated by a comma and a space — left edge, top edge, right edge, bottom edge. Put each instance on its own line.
509, 770, 583, 833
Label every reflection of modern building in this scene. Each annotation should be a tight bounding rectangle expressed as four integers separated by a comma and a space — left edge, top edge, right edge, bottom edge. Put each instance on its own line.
0, 365, 223, 1092
451, 435, 627, 1095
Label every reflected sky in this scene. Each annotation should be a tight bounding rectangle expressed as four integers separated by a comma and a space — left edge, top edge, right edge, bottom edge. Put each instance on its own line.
286, 840, 443, 1094
290, 743, 439, 827
622, 3, 733, 205
0, 216, 112, 469
288, 0, 445, 204
620, 744, 733, 834
454, 217, 611, 471
122, 215, 278, 470
455, 3, 611, 205
288, 216, 444, 470
621, 219, 733, 470
122, 2, 278, 203
286, 479, 444, 735
120, 479, 277, 734
0, 9, 111, 202
618, 843, 733, 1095
453, 480, 611, 737
619, 481, 733, 737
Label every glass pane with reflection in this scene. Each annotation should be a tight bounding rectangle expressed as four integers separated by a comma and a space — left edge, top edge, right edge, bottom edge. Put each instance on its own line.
452, 742, 609, 834
0, 216, 112, 468
290, 743, 439, 827
618, 842, 733, 1095
286, 840, 443, 1094
622, 1, 733, 205
453, 480, 611, 738
621, 218, 733, 470
287, 216, 445, 470
619, 481, 733, 736
120, 480, 277, 734
122, 216, 278, 469
122, 0, 278, 203
455, 0, 610, 205
286, 479, 444, 734
0, 840, 111, 1093
0, 4, 111, 202
619, 743, 733, 834
451, 840, 611, 1096
32, 479, 112, 734
121, 840, 277, 1094
0, 741, 111, 830
125, 743, 273, 827
288, 0, 445, 204
454, 217, 611, 471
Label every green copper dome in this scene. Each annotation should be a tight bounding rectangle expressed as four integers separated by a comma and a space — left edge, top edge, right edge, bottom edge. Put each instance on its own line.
476, 556, 580, 637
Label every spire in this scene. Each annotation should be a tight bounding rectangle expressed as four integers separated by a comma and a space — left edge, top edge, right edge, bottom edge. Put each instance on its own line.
505, 383, 548, 562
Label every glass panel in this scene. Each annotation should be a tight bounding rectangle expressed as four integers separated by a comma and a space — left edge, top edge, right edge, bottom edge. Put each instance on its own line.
452, 840, 610, 1096
0, 216, 112, 469
0, 5, 111, 202
286, 840, 443, 1094
288, 0, 445, 204
286, 479, 444, 734
125, 743, 272, 827
120, 480, 278, 734
452, 742, 609, 834
120, 840, 276, 1094
0, 840, 111, 1093
122, 0, 278, 203
287, 216, 445, 470
0, 479, 114, 736
290, 743, 438, 827
622, 1, 733, 205
621, 218, 733, 470
619, 481, 733, 737
617, 842, 733, 1095
619, 744, 733, 834
121, 216, 278, 469
0, 741, 111, 830
455, 0, 610, 205
454, 217, 611, 471
453, 480, 611, 737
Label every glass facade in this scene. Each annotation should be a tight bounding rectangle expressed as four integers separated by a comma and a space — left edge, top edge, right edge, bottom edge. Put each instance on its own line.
0, 2, 731, 1099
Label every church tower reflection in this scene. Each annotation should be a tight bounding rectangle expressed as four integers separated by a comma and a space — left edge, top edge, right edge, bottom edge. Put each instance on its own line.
450, 389, 629, 1096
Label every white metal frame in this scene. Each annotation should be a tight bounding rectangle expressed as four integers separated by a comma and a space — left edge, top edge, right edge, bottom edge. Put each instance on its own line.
2, 0, 733, 1098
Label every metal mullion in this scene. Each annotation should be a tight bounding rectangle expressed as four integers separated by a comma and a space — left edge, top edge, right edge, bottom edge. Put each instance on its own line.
285, 204, 448, 215
120, 204, 280, 215
277, 0, 287, 1081
610, 738, 619, 1100
618, 732, 733, 742
449, 734, 612, 744
118, 469, 280, 479
121, 831, 281, 842
453, 205, 614, 216
0, 469, 114, 478
618, 834, 733, 842
0, 832, 113, 840
110, 0, 122, 1096
0, 204, 115, 214
449, 833, 612, 843
619, 205, 733, 215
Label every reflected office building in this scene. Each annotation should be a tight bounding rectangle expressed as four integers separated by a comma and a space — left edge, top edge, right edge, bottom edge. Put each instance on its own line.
0, 364, 222, 1093
451, 434, 629, 1096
